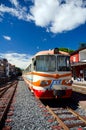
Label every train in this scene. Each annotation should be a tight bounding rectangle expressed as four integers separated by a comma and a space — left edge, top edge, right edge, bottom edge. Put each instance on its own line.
23, 48, 72, 99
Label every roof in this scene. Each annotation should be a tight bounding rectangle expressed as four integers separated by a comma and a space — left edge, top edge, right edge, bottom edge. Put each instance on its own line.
70, 47, 86, 56
35, 49, 70, 56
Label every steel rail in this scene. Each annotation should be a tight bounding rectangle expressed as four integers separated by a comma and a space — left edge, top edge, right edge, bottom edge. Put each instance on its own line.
46, 105, 86, 129
0, 81, 17, 98
67, 107, 86, 124
46, 105, 69, 130
0, 81, 18, 128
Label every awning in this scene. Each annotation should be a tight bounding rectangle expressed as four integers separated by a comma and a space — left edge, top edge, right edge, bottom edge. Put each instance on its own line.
71, 62, 86, 67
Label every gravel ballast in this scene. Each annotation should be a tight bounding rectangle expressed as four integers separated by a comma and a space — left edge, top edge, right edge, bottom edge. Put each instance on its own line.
9, 80, 86, 130
10, 81, 54, 130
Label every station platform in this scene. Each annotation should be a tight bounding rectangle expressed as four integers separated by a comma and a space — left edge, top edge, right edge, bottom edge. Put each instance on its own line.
79, 101, 86, 110
72, 79, 86, 110
72, 79, 86, 86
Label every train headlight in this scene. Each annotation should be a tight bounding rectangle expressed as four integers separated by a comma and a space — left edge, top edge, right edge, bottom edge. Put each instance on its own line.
65, 80, 73, 85
40, 80, 49, 86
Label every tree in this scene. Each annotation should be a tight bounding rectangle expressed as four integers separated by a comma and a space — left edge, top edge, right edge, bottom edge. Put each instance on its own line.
79, 43, 86, 49
59, 47, 74, 53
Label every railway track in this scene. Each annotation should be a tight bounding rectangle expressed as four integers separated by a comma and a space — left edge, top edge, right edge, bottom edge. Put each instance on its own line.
0, 81, 16, 97
46, 105, 86, 130
0, 80, 18, 129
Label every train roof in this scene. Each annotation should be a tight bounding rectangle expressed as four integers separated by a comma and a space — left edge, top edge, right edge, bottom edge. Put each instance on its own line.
35, 49, 70, 56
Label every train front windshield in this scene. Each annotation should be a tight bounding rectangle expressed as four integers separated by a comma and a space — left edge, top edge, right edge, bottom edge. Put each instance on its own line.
57, 56, 70, 71
36, 55, 70, 72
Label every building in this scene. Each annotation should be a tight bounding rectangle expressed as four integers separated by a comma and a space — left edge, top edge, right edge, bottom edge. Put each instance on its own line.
70, 47, 86, 81
0, 58, 17, 78
0, 58, 8, 77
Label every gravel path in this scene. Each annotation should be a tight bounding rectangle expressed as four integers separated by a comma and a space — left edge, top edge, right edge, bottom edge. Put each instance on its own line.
10, 81, 53, 130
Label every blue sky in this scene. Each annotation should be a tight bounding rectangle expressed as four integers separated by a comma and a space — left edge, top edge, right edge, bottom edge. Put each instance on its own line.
0, 0, 86, 69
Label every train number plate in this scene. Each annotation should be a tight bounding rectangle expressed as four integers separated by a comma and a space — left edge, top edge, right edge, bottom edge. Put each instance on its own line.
50, 80, 61, 89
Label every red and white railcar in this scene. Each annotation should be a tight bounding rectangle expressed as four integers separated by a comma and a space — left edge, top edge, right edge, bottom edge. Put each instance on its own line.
23, 48, 72, 99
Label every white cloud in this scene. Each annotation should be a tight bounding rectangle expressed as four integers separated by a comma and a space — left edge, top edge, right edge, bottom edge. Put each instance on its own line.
30, 0, 59, 27
36, 46, 39, 49
9, 0, 19, 8
3, 35, 11, 41
43, 38, 47, 42
0, 12, 3, 22
0, 4, 29, 21
0, 0, 86, 33
30, 0, 86, 33
0, 52, 33, 69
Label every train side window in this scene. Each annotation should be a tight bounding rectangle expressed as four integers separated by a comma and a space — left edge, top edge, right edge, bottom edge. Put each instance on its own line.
32, 58, 36, 71
32, 59, 36, 70
57, 56, 70, 71
33, 60, 36, 70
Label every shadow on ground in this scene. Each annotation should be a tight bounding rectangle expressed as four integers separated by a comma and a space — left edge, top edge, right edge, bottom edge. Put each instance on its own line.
40, 92, 86, 110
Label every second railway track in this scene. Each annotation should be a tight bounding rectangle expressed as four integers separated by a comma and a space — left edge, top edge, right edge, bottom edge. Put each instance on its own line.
0, 80, 18, 129
46, 105, 86, 130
